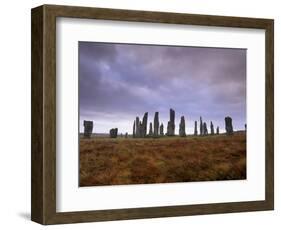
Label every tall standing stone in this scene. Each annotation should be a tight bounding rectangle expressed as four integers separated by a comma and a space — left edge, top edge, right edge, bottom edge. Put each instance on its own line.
216, 126, 219, 135
200, 116, 203, 136
149, 122, 153, 136
225, 116, 233, 135
140, 112, 148, 137
109, 128, 118, 138
154, 112, 159, 137
167, 108, 175, 136
203, 122, 208, 135
245, 124, 247, 131
133, 121, 135, 138
167, 121, 170, 135
83, 120, 93, 138
194, 121, 198, 136
135, 116, 140, 138
139, 121, 142, 136
160, 123, 164, 136
210, 121, 214, 135
179, 116, 186, 137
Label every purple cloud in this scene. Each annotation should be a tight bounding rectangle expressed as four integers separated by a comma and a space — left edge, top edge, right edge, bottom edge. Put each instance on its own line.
79, 42, 246, 134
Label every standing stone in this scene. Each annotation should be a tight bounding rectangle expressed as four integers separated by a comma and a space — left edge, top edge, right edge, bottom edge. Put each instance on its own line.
194, 121, 198, 136
135, 117, 140, 138
133, 121, 135, 138
149, 122, 153, 136
125, 132, 128, 138
139, 121, 142, 136
167, 121, 170, 135
179, 116, 186, 137
109, 128, 118, 138
225, 116, 233, 135
216, 126, 219, 135
167, 108, 175, 136
154, 112, 159, 137
200, 116, 203, 136
160, 123, 164, 136
83, 120, 93, 138
245, 124, 247, 131
140, 112, 148, 137
210, 121, 214, 135
203, 122, 208, 135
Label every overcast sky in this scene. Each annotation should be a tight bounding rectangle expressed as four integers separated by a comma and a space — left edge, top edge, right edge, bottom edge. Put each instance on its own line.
79, 42, 246, 134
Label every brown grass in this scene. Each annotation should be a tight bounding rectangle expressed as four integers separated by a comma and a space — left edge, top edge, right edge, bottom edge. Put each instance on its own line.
79, 132, 246, 186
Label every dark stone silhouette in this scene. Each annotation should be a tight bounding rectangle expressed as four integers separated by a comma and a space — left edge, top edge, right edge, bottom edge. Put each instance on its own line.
133, 121, 135, 138
154, 112, 159, 137
216, 126, 219, 135
194, 121, 198, 136
160, 123, 164, 136
167, 108, 175, 136
210, 121, 214, 135
133, 113, 148, 138
179, 116, 186, 137
109, 128, 118, 138
141, 112, 148, 137
225, 116, 233, 135
135, 117, 140, 137
139, 121, 142, 136
125, 132, 128, 138
83, 120, 93, 138
245, 123, 247, 131
200, 116, 203, 136
149, 122, 153, 136
203, 122, 208, 135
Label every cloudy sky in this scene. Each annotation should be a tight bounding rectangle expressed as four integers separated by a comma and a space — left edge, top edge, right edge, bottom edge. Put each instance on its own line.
79, 42, 246, 134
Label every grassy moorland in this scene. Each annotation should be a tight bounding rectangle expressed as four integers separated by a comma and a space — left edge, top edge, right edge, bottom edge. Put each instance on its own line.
79, 132, 246, 186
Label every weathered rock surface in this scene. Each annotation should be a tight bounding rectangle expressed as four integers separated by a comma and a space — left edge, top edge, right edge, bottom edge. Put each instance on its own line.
194, 121, 198, 136
179, 116, 186, 137
160, 123, 164, 136
154, 112, 159, 137
135, 117, 140, 137
203, 122, 208, 135
149, 122, 153, 136
83, 120, 93, 138
133, 113, 148, 138
167, 108, 175, 136
210, 121, 214, 135
109, 128, 118, 138
225, 116, 233, 135
200, 116, 203, 136
141, 112, 148, 137
133, 121, 135, 138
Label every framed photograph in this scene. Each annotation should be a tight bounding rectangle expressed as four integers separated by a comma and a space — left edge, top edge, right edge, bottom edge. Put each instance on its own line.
31, 4, 274, 225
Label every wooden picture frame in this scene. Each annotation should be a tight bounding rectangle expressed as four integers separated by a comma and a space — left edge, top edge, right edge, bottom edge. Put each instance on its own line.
31, 4, 274, 225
